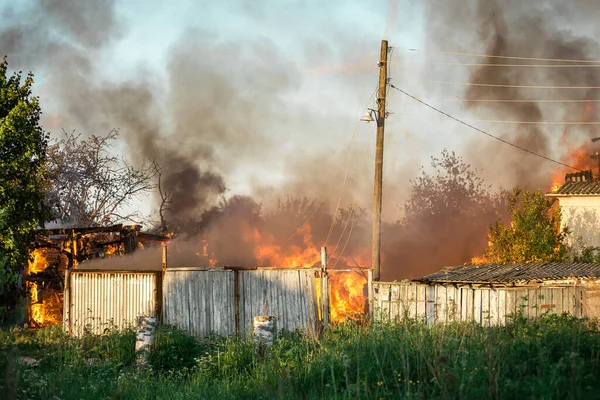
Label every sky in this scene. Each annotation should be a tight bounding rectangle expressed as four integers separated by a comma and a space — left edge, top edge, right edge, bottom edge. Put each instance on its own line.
3, 0, 600, 225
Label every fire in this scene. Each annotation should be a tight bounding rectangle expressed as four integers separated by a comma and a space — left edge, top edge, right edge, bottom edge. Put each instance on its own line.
245, 225, 320, 267
29, 282, 62, 326
550, 144, 591, 189
27, 248, 48, 274
470, 255, 488, 264
242, 223, 368, 322
549, 100, 598, 190
329, 270, 368, 322
104, 243, 120, 256
195, 239, 216, 266
27, 249, 63, 327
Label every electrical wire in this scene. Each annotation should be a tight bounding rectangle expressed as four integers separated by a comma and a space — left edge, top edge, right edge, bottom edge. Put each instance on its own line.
261, 87, 375, 262
405, 48, 600, 63
397, 61, 600, 68
389, 83, 585, 172
324, 87, 378, 248
330, 130, 374, 267
329, 208, 355, 262
427, 98, 600, 103
257, 202, 324, 262
332, 216, 356, 268
391, 112, 600, 125
423, 80, 600, 89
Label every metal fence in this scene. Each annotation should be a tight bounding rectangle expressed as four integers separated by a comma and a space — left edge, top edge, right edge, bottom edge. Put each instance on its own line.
63, 270, 162, 336
372, 281, 600, 326
163, 267, 324, 337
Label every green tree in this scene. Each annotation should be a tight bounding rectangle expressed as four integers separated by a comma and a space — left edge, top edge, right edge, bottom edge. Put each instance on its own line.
484, 188, 569, 263
0, 58, 49, 318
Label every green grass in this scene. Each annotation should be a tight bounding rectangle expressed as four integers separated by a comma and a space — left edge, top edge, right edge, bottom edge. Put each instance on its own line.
1, 313, 600, 399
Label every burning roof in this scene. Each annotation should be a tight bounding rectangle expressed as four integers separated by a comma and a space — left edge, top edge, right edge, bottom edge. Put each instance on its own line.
26, 224, 169, 327
547, 170, 600, 196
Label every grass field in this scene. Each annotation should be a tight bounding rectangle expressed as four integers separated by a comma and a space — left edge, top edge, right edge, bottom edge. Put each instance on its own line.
1, 313, 600, 399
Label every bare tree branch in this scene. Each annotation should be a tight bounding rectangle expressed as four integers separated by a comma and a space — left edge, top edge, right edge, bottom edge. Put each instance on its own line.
45, 129, 157, 227
152, 160, 172, 235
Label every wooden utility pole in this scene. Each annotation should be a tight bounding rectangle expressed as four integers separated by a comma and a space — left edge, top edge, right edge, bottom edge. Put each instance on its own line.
372, 40, 388, 281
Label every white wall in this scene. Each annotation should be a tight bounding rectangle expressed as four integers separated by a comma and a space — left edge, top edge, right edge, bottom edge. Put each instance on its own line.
557, 196, 600, 248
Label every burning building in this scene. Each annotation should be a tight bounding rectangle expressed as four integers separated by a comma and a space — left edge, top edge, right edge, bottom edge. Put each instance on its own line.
546, 170, 600, 251
25, 225, 168, 328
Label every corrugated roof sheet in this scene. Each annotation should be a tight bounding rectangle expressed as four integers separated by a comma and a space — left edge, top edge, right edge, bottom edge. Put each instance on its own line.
416, 262, 600, 284
548, 170, 600, 195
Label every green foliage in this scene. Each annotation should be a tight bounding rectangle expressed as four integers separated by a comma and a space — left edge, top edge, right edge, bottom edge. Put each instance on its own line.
0, 58, 50, 319
150, 325, 204, 372
484, 188, 569, 263
2, 318, 600, 399
573, 241, 600, 263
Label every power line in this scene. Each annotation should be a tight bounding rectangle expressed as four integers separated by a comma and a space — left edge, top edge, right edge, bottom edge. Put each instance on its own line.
389, 83, 585, 173
330, 133, 373, 265
398, 61, 600, 68
392, 112, 600, 125
405, 48, 600, 63
325, 86, 378, 248
428, 98, 600, 103
424, 79, 600, 89
258, 202, 323, 261
329, 208, 355, 262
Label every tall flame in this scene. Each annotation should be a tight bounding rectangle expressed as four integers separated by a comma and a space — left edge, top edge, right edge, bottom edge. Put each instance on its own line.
27, 249, 62, 327
550, 100, 598, 190
329, 270, 368, 322
241, 223, 368, 322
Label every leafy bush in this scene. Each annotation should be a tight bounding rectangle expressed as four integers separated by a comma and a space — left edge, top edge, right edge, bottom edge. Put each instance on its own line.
150, 325, 203, 372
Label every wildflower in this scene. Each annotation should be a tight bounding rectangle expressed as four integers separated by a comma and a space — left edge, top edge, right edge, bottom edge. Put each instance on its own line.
377, 381, 383, 386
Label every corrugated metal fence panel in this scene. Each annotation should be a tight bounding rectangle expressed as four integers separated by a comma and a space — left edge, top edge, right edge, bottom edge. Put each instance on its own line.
239, 269, 318, 337
163, 270, 236, 337
65, 272, 157, 336
163, 268, 319, 338
372, 282, 590, 326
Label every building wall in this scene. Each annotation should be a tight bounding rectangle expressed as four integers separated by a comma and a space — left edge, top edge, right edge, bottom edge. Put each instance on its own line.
556, 196, 600, 248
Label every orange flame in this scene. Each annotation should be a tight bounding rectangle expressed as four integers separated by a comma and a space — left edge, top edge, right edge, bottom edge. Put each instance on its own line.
470, 255, 488, 264
329, 271, 368, 322
195, 239, 217, 266
104, 243, 120, 256
245, 225, 320, 268
27, 248, 48, 274
29, 283, 62, 327
242, 223, 369, 322
550, 100, 598, 190
27, 249, 62, 327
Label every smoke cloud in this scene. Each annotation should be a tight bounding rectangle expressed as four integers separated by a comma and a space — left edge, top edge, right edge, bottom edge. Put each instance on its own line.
4, 0, 600, 280
425, 0, 600, 188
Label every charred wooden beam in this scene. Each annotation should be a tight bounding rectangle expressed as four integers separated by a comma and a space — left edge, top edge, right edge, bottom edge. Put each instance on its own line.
137, 232, 170, 242
38, 224, 124, 235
